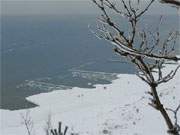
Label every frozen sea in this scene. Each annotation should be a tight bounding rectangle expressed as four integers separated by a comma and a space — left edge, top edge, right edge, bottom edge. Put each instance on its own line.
1, 14, 179, 110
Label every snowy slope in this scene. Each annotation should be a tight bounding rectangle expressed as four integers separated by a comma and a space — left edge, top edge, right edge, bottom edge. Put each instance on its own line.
0, 63, 180, 135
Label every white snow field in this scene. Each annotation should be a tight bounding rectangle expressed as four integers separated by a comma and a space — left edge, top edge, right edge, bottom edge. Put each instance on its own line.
0, 62, 180, 135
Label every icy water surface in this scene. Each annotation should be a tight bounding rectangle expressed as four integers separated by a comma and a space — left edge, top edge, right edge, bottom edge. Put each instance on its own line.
1, 14, 179, 110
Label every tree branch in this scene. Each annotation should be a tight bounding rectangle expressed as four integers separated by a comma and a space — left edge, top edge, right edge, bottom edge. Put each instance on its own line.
160, 0, 180, 6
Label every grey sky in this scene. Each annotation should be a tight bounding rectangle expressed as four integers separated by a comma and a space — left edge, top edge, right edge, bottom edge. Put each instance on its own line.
1, 0, 179, 16
1, 1, 94, 16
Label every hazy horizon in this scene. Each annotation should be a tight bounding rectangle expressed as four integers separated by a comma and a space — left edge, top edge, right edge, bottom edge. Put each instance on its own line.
2, 0, 179, 16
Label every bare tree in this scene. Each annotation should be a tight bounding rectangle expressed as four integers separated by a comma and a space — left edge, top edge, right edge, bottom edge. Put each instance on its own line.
21, 110, 34, 135
91, 0, 180, 134
44, 113, 52, 135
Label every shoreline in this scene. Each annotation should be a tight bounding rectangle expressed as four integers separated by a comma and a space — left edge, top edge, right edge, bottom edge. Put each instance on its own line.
1, 63, 179, 135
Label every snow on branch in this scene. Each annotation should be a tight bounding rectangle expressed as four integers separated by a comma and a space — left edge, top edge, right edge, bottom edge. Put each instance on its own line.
92, 0, 180, 134
91, 0, 180, 62
160, 0, 180, 6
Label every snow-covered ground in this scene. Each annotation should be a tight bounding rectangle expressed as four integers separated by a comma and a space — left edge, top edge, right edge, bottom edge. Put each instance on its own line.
0, 63, 180, 135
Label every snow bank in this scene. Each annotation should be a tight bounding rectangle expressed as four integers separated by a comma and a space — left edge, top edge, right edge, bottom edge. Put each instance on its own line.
0, 63, 180, 135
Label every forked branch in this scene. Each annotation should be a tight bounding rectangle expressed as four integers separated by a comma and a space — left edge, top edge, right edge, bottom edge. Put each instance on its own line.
92, 0, 180, 134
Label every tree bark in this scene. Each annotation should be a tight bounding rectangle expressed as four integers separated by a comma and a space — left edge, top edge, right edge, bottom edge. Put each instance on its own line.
150, 85, 179, 135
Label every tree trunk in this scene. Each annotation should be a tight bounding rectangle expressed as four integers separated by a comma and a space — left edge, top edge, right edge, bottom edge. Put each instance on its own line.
150, 85, 179, 135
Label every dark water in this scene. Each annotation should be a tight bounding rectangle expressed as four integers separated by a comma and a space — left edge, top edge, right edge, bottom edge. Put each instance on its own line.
1, 14, 179, 110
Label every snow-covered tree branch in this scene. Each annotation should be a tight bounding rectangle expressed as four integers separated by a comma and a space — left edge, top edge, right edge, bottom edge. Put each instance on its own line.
160, 0, 180, 6
91, 0, 180, 134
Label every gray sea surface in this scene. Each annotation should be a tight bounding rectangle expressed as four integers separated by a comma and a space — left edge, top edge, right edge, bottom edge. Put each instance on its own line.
1, 14, 179, 110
